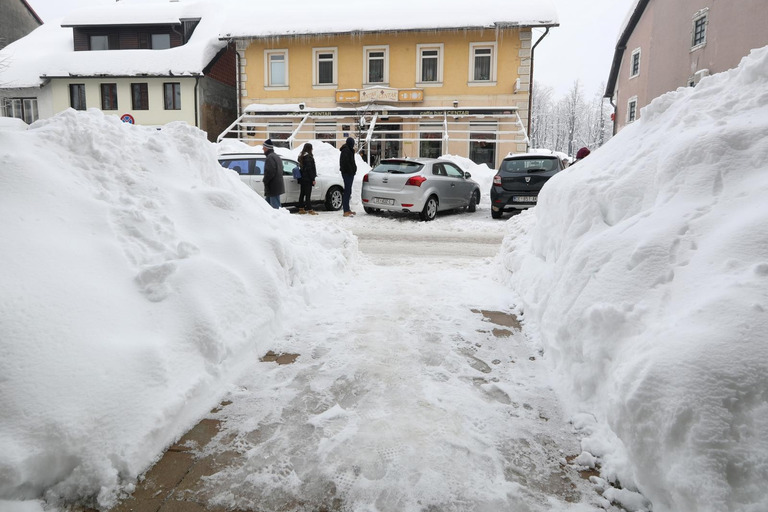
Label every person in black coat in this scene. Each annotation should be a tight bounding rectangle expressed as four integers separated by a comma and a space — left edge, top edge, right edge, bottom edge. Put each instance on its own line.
339, 137, 357, 216
262, 139, 285, 209
297, 143, 318, 215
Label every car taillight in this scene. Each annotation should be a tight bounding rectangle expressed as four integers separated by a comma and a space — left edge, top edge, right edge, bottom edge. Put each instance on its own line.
405, 176, 427, 187
363, 173, 369, 182
493, 175, 502, 186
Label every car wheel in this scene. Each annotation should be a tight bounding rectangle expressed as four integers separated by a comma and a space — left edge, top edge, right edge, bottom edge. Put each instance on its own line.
420, 196, 438, 221
325, 186, 343, 211
491, 208, 503, 219
467, 192, 478, 213
364, 206, 376, 214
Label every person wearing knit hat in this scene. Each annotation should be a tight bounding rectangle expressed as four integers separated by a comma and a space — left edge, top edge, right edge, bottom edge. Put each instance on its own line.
262, 139, 284, 208
575, 147, 591, 161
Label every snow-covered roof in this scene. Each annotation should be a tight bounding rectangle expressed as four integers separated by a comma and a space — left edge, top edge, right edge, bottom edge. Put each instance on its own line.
219, 0, 559, 39
61, 1, 203, 27
0, 0, 558, 89
0, 0, 227, 89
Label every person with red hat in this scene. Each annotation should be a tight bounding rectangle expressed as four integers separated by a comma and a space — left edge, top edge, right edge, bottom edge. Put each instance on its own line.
575, 147, 591, 162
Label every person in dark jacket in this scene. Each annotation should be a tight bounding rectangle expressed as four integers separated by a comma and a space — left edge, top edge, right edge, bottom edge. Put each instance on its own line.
297, 143, 318, 215
262, 138, 285, 209
339, 137, 357, 216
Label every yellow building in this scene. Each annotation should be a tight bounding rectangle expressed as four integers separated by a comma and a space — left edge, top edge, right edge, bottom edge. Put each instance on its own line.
219, 0, 558, 169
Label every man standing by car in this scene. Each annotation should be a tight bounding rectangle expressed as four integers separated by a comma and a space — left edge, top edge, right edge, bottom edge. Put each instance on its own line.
263, 139, 285, 209
339, 137, 357, 217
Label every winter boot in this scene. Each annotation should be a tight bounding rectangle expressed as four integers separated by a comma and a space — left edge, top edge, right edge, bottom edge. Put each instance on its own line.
298, 208, 307, 214
309, 210, 319, 215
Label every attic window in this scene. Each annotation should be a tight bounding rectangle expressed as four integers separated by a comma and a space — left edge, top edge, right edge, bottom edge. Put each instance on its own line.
90, 35, 109, 51
152, 34, 171, 49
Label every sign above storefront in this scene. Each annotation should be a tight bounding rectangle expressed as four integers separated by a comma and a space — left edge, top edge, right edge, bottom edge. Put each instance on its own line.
360, 87, 398, 102
336, 88, 424, 104
398, 89, 424, 102
335, 90, 360, 103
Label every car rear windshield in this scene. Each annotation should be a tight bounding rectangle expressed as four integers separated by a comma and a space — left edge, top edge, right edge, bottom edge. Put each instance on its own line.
500, 157, 559, 173
372, 160, 424, 174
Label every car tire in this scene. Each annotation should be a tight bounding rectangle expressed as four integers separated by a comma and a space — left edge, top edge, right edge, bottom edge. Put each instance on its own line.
420, 196, 438, 221
467, 192, 478, 213
325, 186, 343, 211
491, 208, 503, 219
364, 206, 376, 214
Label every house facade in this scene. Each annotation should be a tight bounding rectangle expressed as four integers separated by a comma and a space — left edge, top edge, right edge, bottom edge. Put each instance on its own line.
219, 0, 558, 169
605, 0, 768, 133
0, 2, 237, 141
0, 0, 42, 49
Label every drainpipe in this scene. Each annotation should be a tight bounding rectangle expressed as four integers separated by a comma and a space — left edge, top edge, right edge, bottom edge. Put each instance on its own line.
235, 42, 242, 115
527, 27, 550, 147
194, 75, 200, 129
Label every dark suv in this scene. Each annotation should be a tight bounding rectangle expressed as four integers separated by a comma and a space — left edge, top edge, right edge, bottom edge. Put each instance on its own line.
490, 153, 564, 219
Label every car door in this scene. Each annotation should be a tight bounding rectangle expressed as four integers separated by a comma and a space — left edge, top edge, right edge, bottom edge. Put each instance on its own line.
429, 163, 457, 209
219, 157, 265, 197
443, 162, 473, 207
281, 158, 301, 204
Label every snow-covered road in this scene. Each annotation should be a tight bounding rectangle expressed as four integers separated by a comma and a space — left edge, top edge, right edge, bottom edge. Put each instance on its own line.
167, 209, 613, 512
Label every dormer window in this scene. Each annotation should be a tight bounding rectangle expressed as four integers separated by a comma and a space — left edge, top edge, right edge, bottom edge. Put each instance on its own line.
151, 34, 171, 49
73, 26, 179, 51
90, 35, 109, 51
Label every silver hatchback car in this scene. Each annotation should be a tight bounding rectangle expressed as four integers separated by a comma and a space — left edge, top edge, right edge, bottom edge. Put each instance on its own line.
361, 158, 481, 221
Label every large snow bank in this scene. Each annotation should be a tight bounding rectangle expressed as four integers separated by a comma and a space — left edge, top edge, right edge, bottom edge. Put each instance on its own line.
498, 46, 768, 512
0, 109, 356, 508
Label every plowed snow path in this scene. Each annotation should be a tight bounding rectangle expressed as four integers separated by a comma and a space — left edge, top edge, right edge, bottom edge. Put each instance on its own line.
177, 212, 611, 511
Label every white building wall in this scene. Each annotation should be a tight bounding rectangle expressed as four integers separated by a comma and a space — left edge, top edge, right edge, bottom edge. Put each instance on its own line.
50, 77, 197, 127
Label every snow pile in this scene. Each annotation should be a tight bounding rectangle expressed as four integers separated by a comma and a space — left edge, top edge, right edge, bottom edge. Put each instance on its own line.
498, 46, 768, 512
0, 109, 356, 508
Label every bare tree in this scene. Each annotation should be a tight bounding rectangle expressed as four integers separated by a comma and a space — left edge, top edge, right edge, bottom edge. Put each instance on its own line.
530, 84, 554, 149
529, 79, 613, 157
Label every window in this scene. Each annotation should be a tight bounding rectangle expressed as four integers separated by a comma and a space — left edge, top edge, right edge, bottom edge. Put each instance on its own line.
268, 123, 292, 148
90, 35, 109, 51
2, 98, 38, 124
364, 46, 388, 84
69, 84, 86, 110
627, 97, 638, 123
692, 11, 708, 49
164, 83, 181, 110
630, 48, 641, 78
313, 48, 337, 86
151, 33, 171, 49
131, 83, 149, 110
417, 44, 443, 85
100, 83, 118, 110
219, 158, 260, 175
265, 50, 288, 88
419, 123, 443, 158
443, 162, 465, 178
469, 42, 497, 84
469, 122, 497, 168
314, 122, 337, 145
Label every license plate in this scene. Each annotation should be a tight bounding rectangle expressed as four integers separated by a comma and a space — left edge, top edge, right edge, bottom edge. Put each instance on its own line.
513, 196, 537, 202
372, 197, 395, 205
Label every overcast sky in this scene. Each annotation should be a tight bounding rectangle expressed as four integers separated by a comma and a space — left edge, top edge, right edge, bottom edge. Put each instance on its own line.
27, 0, 637, 100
